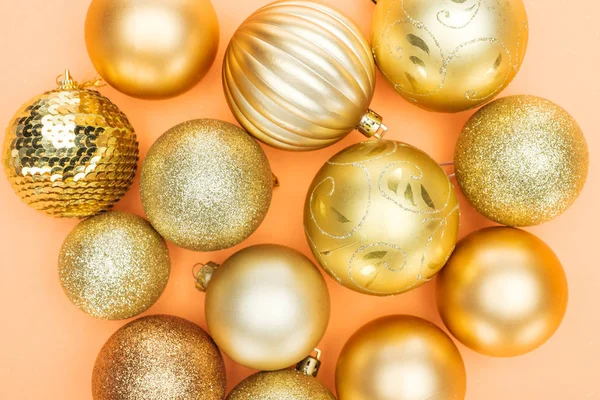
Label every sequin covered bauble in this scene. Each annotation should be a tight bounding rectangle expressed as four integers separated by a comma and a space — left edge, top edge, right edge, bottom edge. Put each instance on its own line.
2, 71, 138, 218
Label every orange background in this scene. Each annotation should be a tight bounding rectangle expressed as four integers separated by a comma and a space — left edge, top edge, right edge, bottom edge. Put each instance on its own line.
0, 0, 598, 399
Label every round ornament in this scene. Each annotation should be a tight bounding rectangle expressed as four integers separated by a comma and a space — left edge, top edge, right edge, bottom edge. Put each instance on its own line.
2, 71, 138, 218
436, 227, 568, 357
140, 119, 273, 252
223, 0, 386, 151
92, 315, 226, 400
304, 139, 459, 296
455, 95, 589, 226
85, 0, 219, 99
336, 315, 467, 400
371, 0, 529, 112
59, 211, 170, 320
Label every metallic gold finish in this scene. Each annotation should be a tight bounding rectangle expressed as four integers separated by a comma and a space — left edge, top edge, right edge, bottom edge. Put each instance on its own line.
140, 119, 273, 251
296, 352, 322, 378
357, 110, 388, 138
85, 0, 219, 100
304, 139, 459, 296
223, 0, 379, 151
92, 315, 226, 400
2, 71, 138, 218
455, 95, 589, 226
371, 0, 529, 112
203, 244, 330, 371
336, 315, 466, 400
436, 227, 569, 357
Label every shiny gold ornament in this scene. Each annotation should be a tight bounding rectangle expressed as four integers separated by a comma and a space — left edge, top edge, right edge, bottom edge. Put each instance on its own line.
336, 315, 466, 400
455, 95, 589, 226
304, 139, 459, 296
2, 71, 138, 218
140, 119, 273, 251
436, 227, 568, 357
196, 244, 330, 371
223, 0, 386, 151
59, 212, 170, 320
371, 0, 529, 112
85, 0, 219, 99
92, 315, 226, 400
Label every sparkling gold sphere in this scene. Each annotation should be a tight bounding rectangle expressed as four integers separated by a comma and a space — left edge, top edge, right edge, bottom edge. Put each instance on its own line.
455, 95, 589, 226
304, 139, 459, 296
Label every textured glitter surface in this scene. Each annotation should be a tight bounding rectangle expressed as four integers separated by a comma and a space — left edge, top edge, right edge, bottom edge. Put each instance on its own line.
140, 119, 273, 251
59, 212, 170, 320
455, 95, 589, 226
92, 315, 226, 400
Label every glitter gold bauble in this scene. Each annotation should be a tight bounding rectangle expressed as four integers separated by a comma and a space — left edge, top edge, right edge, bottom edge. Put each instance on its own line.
455, 95, 589, 227
336, 315, 466, 400
59, 212, 170, 320
223, 0, 387, 151
304, 139, 459, 296
85, 0, 219, 99
371, 0, 528, 113
140, 119, 273, 252
436, 227, 568, 357
92, 315, 226, 400
2, 71, 138, 218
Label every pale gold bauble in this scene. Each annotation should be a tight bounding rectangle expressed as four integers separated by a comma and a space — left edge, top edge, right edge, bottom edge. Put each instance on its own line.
455, 95, 589, 227
92, 315, 226, 400
85, 0, 219, 99
371, 0, 528, 112
304, 139, 459, 296
336, 315, 467, 400
436, 227, 568, 357
140, 119, 273, 252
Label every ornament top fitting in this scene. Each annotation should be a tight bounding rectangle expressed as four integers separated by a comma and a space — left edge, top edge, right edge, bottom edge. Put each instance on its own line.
296, 349, 322, 377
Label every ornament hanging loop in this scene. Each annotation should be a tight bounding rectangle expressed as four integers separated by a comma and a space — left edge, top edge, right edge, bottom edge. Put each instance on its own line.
439, 161, 455, 178
357, 109, 387, 139
296, 348, 322, 377
193, 261, 220, 292
56, 69, 79, 90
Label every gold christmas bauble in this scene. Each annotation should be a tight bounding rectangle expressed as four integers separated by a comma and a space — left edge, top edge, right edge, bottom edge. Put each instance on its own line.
85, 0, 219, 99
436, 227, 568, 357
455, 95, 589, 226
140, 119, 273, 252
2, 72, 138, 218
371, 0, 528, 112
304, 139, 459, 296
336, 315, 467, 400
92, 315, 226, 399
59, 212, 170, 320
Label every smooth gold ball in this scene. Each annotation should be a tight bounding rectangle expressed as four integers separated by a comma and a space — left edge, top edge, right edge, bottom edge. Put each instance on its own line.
371, 0, 528, 112
140, 119, 273, 252
336, 315, 467, 400
92, 315, 226, 399
85, 0, 219, 99
59, 212, 170, 320
304, 139, 459, 296
455, 95, 589, 226
436, 227, 568, 357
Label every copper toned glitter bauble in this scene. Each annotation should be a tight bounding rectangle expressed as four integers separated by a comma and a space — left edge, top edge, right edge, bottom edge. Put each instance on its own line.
140, 119, 273, 251
59, 212, 170, 320
371, 0, 528, 112
304, 139, 459, 296
2, 71, 138, 218
455, 95, 589, 226
92, 315, 226, 400
436, 227, 568, 357
223, 0, 387, 151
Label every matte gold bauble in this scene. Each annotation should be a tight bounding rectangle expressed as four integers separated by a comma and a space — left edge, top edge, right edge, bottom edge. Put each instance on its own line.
304, 139, 459, 296
436, 227, 568, 357
2, 71, 138, 218
85, 0, 219, 99
455, 95, 589, 226
336, 315, 466, 400
59, 212, 170, 320
92, 315, 226, 400
223, 0, 386, 151
371, 0, 528, 112
140, 119, 273, 252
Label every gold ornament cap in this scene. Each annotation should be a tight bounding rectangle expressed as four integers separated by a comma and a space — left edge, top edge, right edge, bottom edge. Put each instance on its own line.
194, 262, 220, 292
357, 109, 388, 139
296, 349, 322, 377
